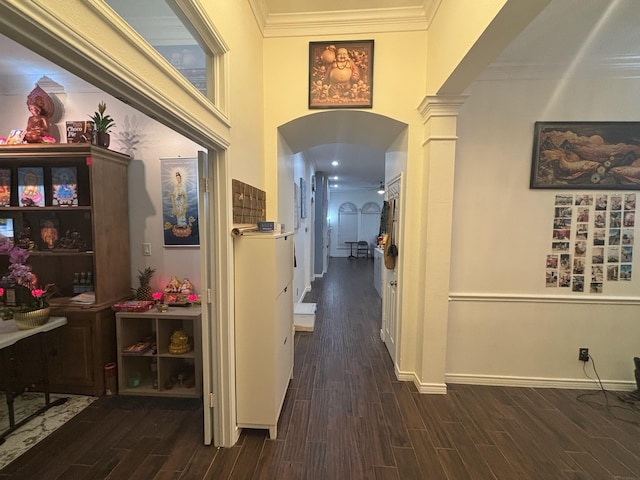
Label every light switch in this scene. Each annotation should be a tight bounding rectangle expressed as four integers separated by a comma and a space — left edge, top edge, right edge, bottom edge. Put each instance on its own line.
143, 243, 151, 256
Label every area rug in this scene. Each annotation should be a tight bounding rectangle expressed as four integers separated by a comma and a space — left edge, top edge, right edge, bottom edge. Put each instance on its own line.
0, 392, 97, 470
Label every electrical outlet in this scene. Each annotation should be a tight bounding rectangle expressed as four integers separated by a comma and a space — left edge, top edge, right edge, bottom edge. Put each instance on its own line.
578, 348, 589, 362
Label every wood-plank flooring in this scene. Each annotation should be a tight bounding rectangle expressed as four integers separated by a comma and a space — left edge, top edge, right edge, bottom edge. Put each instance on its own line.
1, 257, 639, 479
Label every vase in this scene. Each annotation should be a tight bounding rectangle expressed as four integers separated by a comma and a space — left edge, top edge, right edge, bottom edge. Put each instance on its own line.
94, 132, 110, 148
13, 307, 51, 330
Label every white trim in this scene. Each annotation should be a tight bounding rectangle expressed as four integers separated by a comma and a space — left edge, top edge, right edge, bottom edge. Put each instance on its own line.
446, 373, 637, 392
396, 367, 448, 395
449, 292, 640, 306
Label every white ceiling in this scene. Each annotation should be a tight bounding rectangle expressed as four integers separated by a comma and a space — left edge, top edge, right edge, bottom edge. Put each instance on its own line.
2, 0, 639, 192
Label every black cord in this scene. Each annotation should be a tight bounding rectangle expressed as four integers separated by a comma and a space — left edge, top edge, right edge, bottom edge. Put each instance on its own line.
576, 354, 640, 425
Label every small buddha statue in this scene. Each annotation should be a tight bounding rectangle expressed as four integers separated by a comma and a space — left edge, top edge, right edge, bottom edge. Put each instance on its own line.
24, 86, 54, 143
169, 329, 191, 354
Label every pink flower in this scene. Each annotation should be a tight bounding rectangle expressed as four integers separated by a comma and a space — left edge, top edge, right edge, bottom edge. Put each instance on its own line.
187, 294, 198, 302
152, 291, 163, 301
0, 288, 4, 296
31, 289, 45, 298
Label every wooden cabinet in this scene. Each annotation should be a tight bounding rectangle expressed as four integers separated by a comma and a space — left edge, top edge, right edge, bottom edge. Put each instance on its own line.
115, 307, 202, 398
234, 232, 294, 439
0, 144, 131, 396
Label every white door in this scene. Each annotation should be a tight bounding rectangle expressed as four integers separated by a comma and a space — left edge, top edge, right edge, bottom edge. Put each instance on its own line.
198, 150, 217, 445
381, 176, 401, 363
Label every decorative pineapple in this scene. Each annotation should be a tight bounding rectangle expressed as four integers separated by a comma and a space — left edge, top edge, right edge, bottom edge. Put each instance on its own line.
136, 267, 155, 300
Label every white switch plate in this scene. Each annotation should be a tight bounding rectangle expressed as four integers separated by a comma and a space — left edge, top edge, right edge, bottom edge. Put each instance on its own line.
143, 243, 151, 256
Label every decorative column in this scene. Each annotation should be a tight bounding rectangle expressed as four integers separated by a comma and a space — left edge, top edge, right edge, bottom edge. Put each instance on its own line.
413, 94, 467, 393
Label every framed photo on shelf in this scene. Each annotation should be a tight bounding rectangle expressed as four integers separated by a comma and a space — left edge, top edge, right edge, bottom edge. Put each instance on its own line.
39, 217, 59, 250
17, 167, 45, 206
161, 157, 200, 247
51, 167, 78, 206
531, 121, 640, 190
0, 169, 10, 207
309, 40, 374, 109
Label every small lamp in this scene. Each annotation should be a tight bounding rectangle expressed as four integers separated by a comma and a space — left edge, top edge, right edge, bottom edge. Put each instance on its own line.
377, 182, 385, 195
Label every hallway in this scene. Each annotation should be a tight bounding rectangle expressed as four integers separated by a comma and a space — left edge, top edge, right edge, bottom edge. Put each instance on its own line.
1, 258, 639, 479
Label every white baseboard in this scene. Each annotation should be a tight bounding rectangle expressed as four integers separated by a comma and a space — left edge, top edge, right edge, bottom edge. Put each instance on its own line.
445, 373, 636, 391
395, 367, 448, 394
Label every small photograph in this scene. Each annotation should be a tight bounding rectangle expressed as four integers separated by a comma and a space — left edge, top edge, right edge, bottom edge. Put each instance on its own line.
559, 253, 571, 270
607, 265, 619, 281
593, 212, 606, 228
573, 257, 585, 274
0, 218, 14, 242
575, 195, 592, 206
552, 241, 570, 252
576, 224, 588, 240
574, 240, 587, 257
546, 270, 558, 287
593, 229, 606, 246
6, 129, 25, 144
591, 265, 604, 282
620, 264, 632, 280
553, 217, 571, 229
553, 229, 571, 240
624, 193, 636, 210
555, 207, 573, 218
610, 195, 622, 210
572, 275, 584, 292
608, 228, 620, 245
590, 282, 603, 294
577, 207, 590, 223
18, 167, 45, 207
621, 246, 633, 262
51, 167, 78, 206
559, 272, 571, 287
555, 194, 573, 206
40, 218, 59, 249
0, 169, 10, 207
607, 246, 620, 263
546, 254, 559, 269
623, 211, 635, 227
621, 229, 634, 245
592, 247, 604, 264
609, 211, 621, 228
595, 194, 608, 210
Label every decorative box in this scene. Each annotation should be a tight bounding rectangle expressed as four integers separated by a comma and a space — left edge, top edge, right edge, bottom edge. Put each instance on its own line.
111, 300, 155, 312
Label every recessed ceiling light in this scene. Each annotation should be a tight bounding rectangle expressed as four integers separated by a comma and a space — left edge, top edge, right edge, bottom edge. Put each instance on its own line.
332, 176, 339, 180
331, 184, 338, 188
331, 160, 339, 166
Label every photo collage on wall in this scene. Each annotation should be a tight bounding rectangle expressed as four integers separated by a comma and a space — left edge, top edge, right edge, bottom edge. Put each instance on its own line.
546, 193, 636, 293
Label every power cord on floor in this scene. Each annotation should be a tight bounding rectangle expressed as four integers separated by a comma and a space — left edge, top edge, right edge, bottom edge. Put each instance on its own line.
576, 353, 640, 426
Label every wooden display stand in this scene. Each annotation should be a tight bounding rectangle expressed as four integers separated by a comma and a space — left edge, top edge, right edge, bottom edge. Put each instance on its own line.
234, 232, 294, 439
115, 307, 202, 398
0, 144, 131, 396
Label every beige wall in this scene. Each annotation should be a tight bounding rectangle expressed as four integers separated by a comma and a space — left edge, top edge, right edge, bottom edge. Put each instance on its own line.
449, 74, 640, 388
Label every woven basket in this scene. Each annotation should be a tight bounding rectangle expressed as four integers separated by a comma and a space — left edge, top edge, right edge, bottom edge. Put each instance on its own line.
13, 307, 51, 330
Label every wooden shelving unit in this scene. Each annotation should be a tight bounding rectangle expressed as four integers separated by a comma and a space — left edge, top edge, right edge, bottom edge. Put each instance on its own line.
0, 144, 131, 396
115, 307, 202, 398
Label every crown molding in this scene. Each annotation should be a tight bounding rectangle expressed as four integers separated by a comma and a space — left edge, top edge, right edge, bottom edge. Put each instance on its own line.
249, 0, 439, 38
479, 54, 640, 82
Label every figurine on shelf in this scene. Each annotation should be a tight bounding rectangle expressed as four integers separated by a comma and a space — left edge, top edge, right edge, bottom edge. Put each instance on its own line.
164, 275, 181, 293
24, 86, 54, 144
180, 277, 194, 295
169, 329, 191, 354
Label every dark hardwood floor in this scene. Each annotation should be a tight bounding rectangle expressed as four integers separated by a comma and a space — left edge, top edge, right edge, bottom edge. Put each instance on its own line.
2, 257, 640, 479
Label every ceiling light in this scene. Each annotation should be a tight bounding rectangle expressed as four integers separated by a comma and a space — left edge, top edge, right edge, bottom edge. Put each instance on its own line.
377, 182, 385, 195
331, 160, 339, 166
332, 176, 339, 180
332, 184, 338, 188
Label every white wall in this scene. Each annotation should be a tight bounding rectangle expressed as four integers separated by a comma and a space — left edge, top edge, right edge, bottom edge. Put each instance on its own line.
449, 76, 640, 388
328, 190, 383, 258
